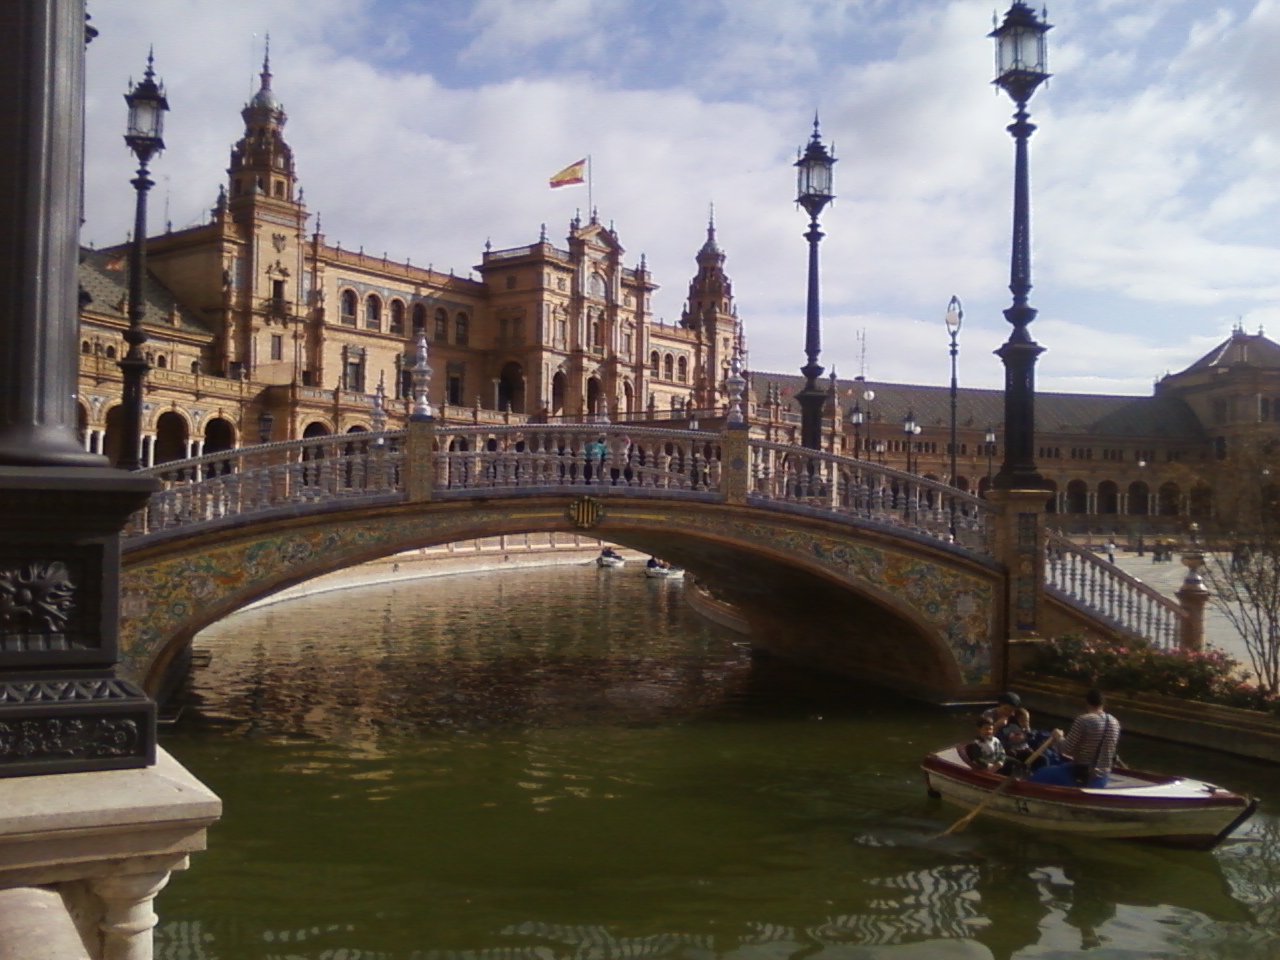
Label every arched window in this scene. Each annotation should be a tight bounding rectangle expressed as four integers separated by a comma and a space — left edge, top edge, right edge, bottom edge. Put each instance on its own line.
156, 354, 167, 369
365, 294, 382, 330
340, 289, 357, 325
455, 311, 470, 345
389, 300, 405, 334
434, 308, 448, 342
677, 356, 688, 383
411, 303, 426, 336
1065, 479, 1088, 514
649, 351, 660, 375
105, 345, 117, 359
81, 340, 91, 354
663, 354, 674, 380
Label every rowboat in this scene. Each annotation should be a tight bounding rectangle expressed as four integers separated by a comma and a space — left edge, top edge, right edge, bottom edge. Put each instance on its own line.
922, 745, 1258, 850
596, 552, 625, 568
644, 564, 685, 580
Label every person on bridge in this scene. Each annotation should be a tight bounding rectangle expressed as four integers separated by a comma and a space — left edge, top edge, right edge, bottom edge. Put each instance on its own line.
1027, 689, 1121, 788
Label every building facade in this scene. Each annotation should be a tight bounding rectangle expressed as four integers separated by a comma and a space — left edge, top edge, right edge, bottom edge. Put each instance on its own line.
77, 57, 745, 464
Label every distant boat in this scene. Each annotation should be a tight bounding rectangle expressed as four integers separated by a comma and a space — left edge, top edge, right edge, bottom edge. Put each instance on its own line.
922, 745, 1258, 850
644, 559, 684, 580
596, 550, 625, 568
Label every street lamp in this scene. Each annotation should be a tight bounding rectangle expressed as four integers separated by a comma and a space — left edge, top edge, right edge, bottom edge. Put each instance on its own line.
903, 409, 921, 474
118, 51, 168, 471
794, 117, 836, 450
990, 2, 1051, 490
257, 409, 275, 444
862, 388, 875, 459
849, 401, 863, 457
945, 296, 963, 536
985, 425, 997, 486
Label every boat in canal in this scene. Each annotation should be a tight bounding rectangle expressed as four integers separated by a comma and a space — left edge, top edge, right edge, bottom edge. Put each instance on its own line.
644, 558, 685, 579
922, 745, 1259, 850
596, 549, 625, 568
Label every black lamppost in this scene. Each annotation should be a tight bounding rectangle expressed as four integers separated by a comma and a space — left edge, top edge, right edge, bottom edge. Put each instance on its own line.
257, 409, 274, 443
794, 118, 836, 450
985, 425, 997, 485
849, 401, 863, 457
990, 2, 1051, 490
902, 409, 920, 474
119, 52, 168, 470
946, 296, 963, 536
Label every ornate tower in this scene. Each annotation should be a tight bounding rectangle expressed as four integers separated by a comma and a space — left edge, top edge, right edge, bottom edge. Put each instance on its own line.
227, 46, 297, 208
681, 212, 740, 411
220, 45, 308, 386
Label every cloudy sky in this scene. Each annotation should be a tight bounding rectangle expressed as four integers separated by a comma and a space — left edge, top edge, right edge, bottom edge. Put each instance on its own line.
81, 0, 1280, 395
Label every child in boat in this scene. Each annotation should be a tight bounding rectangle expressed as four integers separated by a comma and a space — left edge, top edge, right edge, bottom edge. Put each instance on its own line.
964, 717, 1007, 773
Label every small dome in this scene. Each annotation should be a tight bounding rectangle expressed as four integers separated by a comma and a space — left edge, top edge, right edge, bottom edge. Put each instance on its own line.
250, 86, 280, 111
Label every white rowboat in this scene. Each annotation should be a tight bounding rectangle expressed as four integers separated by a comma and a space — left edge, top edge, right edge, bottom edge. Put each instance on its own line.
922, 745, 1258, 850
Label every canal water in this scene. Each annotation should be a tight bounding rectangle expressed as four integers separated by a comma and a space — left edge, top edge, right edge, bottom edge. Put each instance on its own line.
158, 563, 1280, 960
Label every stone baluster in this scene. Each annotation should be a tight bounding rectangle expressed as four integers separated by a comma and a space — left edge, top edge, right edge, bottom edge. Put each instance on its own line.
91, 869, 173, 960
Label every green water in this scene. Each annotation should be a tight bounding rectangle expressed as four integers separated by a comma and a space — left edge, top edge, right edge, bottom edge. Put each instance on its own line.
158, 564, 1280, 960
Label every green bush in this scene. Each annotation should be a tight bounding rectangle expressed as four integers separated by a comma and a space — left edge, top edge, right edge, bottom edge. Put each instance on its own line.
1034, 634, 1280, 715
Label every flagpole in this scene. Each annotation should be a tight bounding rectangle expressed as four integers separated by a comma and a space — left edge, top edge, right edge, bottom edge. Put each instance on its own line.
588, 154, 594, 218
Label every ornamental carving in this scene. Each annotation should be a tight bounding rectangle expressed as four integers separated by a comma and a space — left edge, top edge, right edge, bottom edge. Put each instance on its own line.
0, 561, 75, 634
0, 717, 140, 762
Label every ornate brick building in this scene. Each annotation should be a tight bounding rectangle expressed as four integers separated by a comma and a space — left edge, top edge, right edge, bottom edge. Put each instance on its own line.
76, 56, 745, 464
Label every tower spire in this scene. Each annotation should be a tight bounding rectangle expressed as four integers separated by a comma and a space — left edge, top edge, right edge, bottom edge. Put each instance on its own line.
259, 34, 272, 94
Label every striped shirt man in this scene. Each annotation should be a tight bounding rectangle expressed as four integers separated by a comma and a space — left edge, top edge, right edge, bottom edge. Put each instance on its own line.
1063, 710, 1121, 774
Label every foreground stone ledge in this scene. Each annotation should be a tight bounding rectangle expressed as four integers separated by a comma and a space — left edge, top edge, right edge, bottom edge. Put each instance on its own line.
0, 748, 220, 960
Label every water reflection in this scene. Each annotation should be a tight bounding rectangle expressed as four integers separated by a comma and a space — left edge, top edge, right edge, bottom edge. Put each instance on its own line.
159, 565, 1280, 960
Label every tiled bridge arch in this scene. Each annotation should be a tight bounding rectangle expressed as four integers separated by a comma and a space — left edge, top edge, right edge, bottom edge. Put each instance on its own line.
120, 423, 1192, 702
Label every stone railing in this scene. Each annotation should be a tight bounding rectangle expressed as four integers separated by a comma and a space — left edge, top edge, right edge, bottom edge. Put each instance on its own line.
1044, 531, 1185, 649
130, 432, 405, 536
127, 425, 998, 556
430, 424, 723, 496
747, 441, 997, 554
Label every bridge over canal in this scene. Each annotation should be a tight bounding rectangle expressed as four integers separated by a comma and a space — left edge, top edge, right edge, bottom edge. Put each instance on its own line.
118, 422, 1200, 702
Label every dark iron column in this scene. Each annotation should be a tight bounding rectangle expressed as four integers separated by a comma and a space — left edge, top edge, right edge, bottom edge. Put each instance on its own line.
990, 2, 1051, 491
0, 0, 158, 778
793, 119, 835, 450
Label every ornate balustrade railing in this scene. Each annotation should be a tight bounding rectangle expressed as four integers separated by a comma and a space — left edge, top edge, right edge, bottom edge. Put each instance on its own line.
129, 431, 405, 537
431, 424, 723, 496
125, 426, 1003, 553
1045, 532, 1184, 649
747, 441, 997, 554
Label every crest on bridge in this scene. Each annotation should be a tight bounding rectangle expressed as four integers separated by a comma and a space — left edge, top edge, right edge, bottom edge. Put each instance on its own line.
567, 496, 604, 529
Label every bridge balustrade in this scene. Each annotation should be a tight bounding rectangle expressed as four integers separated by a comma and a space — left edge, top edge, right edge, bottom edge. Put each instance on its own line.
130, 432, 404, 535
431, 425, 722, 495
747, 441, 995, 554
1044, 532, 1184, 649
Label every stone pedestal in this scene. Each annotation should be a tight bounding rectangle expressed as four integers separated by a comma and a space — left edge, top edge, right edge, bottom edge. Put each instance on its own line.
984, 486, 1050, 684
0, 747, 220, 960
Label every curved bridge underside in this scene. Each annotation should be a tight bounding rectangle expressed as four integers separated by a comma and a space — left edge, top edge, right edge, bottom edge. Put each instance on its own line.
121, 495, 1005, 703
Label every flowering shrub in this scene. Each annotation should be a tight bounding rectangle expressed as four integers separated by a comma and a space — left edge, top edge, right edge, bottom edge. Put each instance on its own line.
1034, 634, 1280, 715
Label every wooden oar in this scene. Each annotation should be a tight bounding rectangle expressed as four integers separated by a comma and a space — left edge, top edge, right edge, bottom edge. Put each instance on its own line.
933, 733, 1059, 839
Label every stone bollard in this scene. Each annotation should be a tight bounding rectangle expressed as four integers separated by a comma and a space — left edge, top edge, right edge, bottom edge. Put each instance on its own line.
720, 422, 750, 505
405, 415, 436, 502
1176, 551, 1210, 652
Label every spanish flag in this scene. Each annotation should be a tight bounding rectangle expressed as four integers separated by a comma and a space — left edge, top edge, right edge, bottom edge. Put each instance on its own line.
549, 158, 587, 188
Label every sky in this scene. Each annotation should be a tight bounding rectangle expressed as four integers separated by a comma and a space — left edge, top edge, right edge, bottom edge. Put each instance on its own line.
80, 0, 1280, 397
